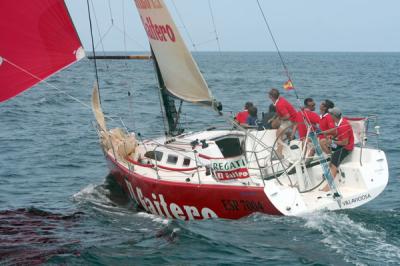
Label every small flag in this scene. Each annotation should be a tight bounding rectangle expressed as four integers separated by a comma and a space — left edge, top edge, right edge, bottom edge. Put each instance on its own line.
283, 79, 294, 91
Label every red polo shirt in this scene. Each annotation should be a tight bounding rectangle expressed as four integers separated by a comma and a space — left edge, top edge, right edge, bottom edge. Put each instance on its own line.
319, 113, 336, 139
275, 97, 297, 122
296, 109, 320, 140
235, 110, 249, 124
336, 118, 354, 151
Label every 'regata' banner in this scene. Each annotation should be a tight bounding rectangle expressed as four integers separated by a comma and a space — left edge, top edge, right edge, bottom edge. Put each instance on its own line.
211, 156, 250, 181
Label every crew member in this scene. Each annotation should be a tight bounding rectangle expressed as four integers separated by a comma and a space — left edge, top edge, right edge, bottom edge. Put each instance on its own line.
268, 88, 297, 157
245, 106, 258, 126
261, 104, 280, 129
318, 99, 336, 154
235, 102, 253, 124
322, 107, 354, 191
294, 98, 320, 140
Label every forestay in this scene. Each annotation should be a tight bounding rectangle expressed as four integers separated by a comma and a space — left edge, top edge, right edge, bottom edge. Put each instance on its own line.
0, 0, 84, 102
134, 0, 213, 104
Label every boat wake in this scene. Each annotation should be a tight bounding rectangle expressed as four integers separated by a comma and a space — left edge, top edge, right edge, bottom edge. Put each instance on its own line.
155, 210, 400, 265
73, 183, 115, 209
72, 175, 170, 225
71, 176, 399, 264
72, 175, 131, 212
303, 210, 400, 265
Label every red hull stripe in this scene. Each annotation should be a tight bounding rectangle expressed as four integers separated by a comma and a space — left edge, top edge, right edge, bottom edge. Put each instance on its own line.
125, 157, 199, 172
198, 153, 224, 160
345, 117, 366, 121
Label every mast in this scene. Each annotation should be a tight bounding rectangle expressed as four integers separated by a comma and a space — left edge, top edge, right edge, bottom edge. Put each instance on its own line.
151, 47, 183, 136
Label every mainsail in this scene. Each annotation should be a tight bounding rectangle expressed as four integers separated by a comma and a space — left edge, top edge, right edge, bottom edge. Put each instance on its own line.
134, 0, 213, 104
0, 0, 84, 102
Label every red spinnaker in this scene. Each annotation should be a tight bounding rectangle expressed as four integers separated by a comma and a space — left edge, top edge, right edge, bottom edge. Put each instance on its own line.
0, 0, 84, 102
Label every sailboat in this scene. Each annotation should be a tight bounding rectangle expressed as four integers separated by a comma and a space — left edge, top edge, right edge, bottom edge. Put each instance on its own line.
0, 0, 389, 220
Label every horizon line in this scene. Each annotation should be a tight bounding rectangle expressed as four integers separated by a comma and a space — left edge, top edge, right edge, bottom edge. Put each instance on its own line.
86, 50, 400, 53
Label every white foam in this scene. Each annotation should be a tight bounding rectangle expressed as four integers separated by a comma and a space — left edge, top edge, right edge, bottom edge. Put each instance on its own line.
303, 211, 400, 264
136, 212, 169, 225
73, 183, 97, 199
72, 183, 112, 207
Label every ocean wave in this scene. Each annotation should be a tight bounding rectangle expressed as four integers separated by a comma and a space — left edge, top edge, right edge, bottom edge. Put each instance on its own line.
303, 210, 400, 265
72, 183, 115, 208
136, 212, 170, 225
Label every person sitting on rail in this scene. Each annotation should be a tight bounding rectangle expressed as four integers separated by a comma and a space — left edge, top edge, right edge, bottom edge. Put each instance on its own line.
261, 104, 280, 129
235, 101, 253, 125
268, 88, 297, 157
322, 107, 354, 191
293, 97, 320, 141
318, 99, 336, 154
243, 106, 258, 127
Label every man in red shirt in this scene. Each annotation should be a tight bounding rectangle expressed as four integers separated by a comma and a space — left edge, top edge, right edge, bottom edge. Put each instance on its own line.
318, 99, 336, 154
322, 107, 354, 191
294, 98, 320, 140
235, 102, 253, 124
269, 88, 297, 124
268, 88, 297, 156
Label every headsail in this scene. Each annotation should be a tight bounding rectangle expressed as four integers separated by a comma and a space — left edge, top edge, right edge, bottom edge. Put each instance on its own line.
134, 0, 213, 104
0, 0, 84, 102
91, 83, 107, 132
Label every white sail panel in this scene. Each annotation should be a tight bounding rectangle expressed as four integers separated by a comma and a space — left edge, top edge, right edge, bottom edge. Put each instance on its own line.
134, 0, 212, 103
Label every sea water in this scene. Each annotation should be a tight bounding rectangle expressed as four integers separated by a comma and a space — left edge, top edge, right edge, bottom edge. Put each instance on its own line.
0, 52, 399, 265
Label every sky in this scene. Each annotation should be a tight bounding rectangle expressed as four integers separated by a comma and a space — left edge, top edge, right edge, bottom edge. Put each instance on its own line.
65, 0, 400, 52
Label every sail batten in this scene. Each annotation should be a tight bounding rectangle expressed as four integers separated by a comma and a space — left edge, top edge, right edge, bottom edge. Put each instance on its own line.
0, 0, 84, 102
134, 0, 213, 104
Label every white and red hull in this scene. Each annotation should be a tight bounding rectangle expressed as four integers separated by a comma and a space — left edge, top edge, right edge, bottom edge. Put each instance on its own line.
98, 124, 388, 221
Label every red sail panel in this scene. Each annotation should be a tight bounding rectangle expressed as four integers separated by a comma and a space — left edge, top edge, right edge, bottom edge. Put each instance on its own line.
0, 0, 84, 102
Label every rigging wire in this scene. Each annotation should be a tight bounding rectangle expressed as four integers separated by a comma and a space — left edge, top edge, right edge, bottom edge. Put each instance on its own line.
207, 0, 221, 52
86, 0, 101, 102
122, 0, 136, 131
4, 58, 90, 109
150, 47, 169, 136
2, 57, 121, 123
170, 1, 221, 52
255, 0, 299, 100
195, 38, 219, 47
89, 0, 108, 58
92, 0, 147, 52
170, 0, 197, 51
113, 25, 148, 51
107, 0, 114, 25
255, 0, 322, 138
93, 24, 113, 50
255, 0, 340, 197
122, 0, 128, 59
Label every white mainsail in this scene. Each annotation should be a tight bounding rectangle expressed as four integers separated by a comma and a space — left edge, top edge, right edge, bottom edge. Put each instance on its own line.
134, 0, 213, 104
